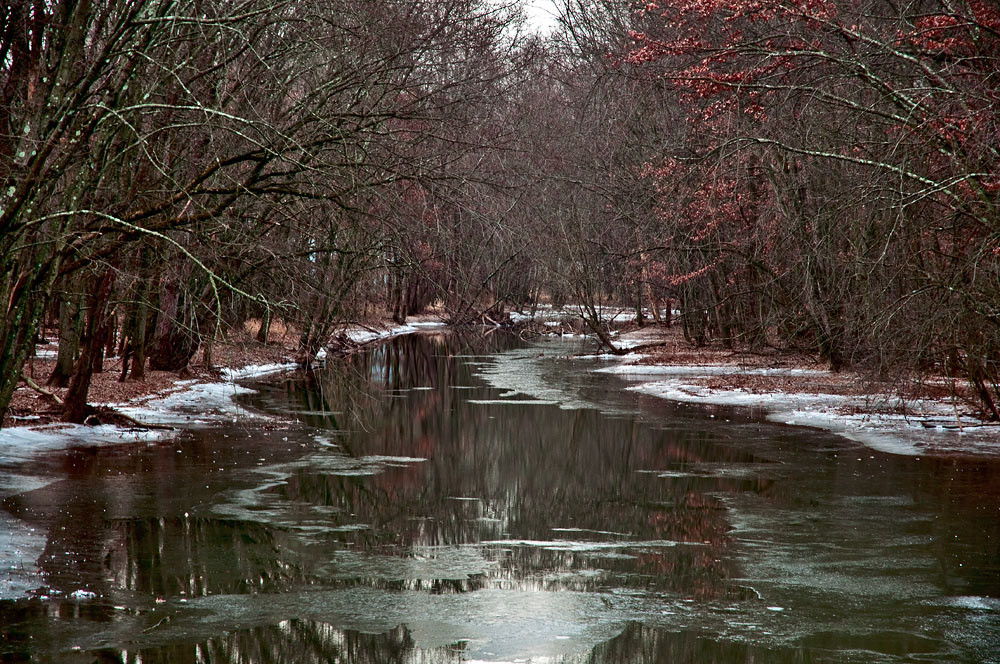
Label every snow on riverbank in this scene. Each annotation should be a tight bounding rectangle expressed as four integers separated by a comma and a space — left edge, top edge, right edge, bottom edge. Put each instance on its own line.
112, 362, 300, 427
509, 304, 672, 326
0, 333, 420, 598
0, 362, 302, 468
601, 361, 1000, 458
3, 319, 449, 446
344, 321, 446, 344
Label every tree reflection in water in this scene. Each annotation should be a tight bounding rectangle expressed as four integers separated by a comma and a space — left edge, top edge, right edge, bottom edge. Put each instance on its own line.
99, 623, 443, 664
93, 620, 817, 664
247, 332, 766, 598
3, 332, 993, 662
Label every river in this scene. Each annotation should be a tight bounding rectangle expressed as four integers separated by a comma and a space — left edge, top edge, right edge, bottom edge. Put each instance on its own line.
1, 331, 998, 662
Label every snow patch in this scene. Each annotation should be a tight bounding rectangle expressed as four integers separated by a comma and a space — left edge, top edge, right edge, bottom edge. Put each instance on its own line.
219, 362, 298, 382
628, 376, 999, 458
107, 362, 300, 427
113, 381, 264, 426
344, 322, 443, 344
467, 399, 560, 406
0, 423, 170, 468
599, 364, 827, 377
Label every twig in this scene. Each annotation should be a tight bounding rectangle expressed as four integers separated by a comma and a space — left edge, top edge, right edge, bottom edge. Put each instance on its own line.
143, 615, 171, 633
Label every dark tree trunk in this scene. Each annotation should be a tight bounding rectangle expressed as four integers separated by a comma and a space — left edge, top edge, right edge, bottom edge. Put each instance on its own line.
148, 273, 198, 372
256, 307, 272, 344
0, 260, 61, 420
47, 282, 83, 387
391, 269, 407, 324
130, 295, 150, 380
967, 356, 1000, 421
635, 279, 645, 328
62, 271, 115, 423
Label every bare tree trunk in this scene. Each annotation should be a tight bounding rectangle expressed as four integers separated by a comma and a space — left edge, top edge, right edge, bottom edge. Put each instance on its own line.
580, 302, 626, 355
967, 356, 1000, 421
62, 271, 115, 423
635, 279, 645, 328
256, 307, 272, 344
0, 262, 61, 419
149, 269, 198, 372
130, 294, 150, 380
48, 280, 84, 387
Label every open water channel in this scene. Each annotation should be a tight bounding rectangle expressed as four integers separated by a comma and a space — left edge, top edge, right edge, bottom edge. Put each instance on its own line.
1, 331, 998, 662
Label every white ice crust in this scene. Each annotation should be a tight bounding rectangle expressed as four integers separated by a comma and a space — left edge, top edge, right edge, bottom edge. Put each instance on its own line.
345, 321, 445, 344
620, 366, 999, 458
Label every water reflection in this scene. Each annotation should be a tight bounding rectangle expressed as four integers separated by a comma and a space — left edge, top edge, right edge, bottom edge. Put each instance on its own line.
245, 333, 765, 598
0, 331, 997, 662
97, 623, 451, 664
82, 620, 824, 664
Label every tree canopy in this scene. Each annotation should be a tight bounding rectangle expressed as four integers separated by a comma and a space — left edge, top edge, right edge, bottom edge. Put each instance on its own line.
3, 0, 999, 422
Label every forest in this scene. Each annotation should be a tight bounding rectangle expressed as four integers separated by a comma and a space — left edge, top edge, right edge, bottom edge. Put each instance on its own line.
1, 0, 998, 423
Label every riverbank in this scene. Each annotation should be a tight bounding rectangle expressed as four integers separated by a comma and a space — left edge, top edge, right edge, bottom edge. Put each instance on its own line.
597, 324, 1000, 457
4, 317, 445, 429
6, 311, 998, 458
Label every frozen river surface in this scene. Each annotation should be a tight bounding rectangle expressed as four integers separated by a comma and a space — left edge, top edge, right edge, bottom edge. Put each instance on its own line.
0, 332, 998, 662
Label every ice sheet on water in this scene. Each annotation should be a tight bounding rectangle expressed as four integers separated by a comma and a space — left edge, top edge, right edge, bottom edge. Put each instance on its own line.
210, 452, 426, 525
481, 539, 703, 552
0, 510, 45, 599
471, 346, 598, 411
550, 527, 633, 537
326, 524, 371, 532
0, 423, 170, 470
320, 545, 497, 584
267, 452, 426, 479
930, 596, 1000, 611
133, 586, 633, 662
